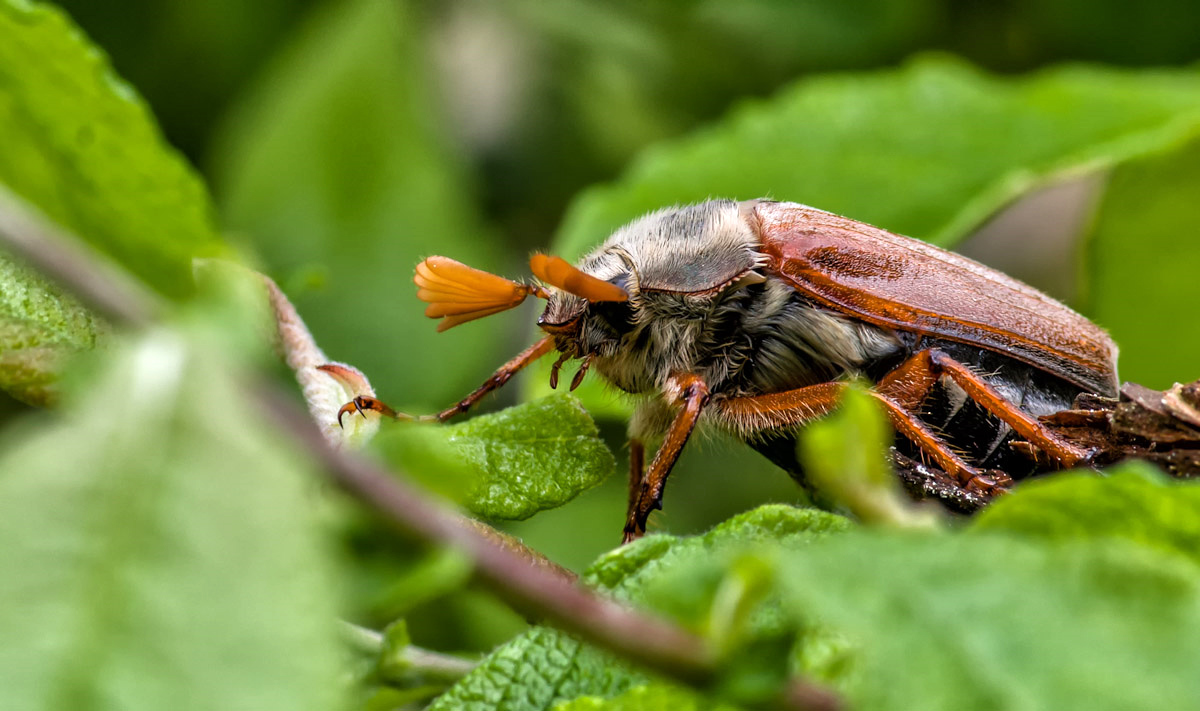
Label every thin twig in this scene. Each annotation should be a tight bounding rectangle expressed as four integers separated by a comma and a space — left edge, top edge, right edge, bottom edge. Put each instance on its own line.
0, 195, 842, 711
340, 621, 477, 683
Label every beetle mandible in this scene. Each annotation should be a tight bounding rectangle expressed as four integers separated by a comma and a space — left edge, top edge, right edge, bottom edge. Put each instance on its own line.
343, 199, 1119, 543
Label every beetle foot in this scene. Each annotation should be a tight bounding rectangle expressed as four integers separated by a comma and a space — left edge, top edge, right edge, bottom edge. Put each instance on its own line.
335, 395, 406, 428
963, 471, 1013, 497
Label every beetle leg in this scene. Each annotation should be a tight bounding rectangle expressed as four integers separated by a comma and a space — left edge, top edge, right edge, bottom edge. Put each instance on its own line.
718, 382, 1008, 495
430, 336, 556, 422
877, 349, 1094, 467
622, 375, 710, 544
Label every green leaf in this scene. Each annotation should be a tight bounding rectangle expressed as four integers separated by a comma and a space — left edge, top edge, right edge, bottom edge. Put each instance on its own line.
428, 506, 849, 711
0, 327, 344, 711
1083, 129, 1200, 388
587, 505, 851, 598
555, 58, 1200, 260
770, 533, 1200, 711
0, 252, 105, 406
971, 460, 1200, 569
373, 394, 615, 520
0, 0, 225, 296
529, 57, 1200, 411
427, 626, 640, 711
0, 0, 227, 404
212, 0, 512, 412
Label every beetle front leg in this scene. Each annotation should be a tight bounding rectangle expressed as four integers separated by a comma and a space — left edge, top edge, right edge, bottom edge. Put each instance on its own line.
431, 336, 556, 421
877, 349, 1094, 468
333, 336, 555, 426
622, 375, 710, 544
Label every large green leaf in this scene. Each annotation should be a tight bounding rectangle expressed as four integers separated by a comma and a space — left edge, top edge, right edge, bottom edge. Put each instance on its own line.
373, 393, 615, 520
428, 506, 849, 711
1083, 129, 1200, 388
0, 328, 343, 711
971, 461, 1200, 568
213, 0, 513, 412
0, 0, 225, 295
769, 533, 1200, 710
554, 57, 1200, 259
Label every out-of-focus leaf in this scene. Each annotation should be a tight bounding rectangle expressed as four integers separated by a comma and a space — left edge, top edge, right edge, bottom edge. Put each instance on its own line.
1083, 130, 1200, 388
555, 58, 1200, 259
0, 0, 225, 296
529, 58, 1200, 409
0, 328, 343, 711
0, 253, 104, 406
374, 394, 614, 520
797, 384, 937, 528
770, 533, 1200, 710
0, 0, 227, 404
428, 506, 849, 711
971, 460, 1200, 568
54, 0, 322, 161
213, 0, 513, 411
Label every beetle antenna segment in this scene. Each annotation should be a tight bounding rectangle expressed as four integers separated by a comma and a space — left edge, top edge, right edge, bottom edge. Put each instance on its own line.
549, 352, 571, 389
414, 256, 545, 331
529, 254, 629, 303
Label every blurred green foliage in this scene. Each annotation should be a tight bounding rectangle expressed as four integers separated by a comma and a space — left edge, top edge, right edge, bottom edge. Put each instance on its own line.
3, 0, 1200, 709
0, 326, 344, 711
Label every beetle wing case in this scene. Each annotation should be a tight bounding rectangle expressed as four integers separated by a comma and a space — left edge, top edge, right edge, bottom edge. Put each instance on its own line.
748, 200, 1119, 397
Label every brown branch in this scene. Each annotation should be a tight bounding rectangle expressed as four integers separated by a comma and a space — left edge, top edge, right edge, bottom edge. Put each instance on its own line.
0, 186, 841, 711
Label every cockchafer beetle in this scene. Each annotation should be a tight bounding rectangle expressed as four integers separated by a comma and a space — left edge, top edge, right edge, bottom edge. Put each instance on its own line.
341, 199, 1119, 543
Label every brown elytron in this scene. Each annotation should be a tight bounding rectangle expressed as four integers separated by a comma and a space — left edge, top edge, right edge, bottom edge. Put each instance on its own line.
753, 203, 1118, 395
343, 199, 1120, 544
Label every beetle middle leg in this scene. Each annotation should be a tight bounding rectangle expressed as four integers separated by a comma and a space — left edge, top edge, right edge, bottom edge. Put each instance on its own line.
623, 375, 710, 544
876, 349, 1094, 468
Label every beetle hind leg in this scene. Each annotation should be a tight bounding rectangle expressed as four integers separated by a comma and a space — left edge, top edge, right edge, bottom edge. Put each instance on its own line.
877, 349, 1094, 469
718, 382, 1010, 496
